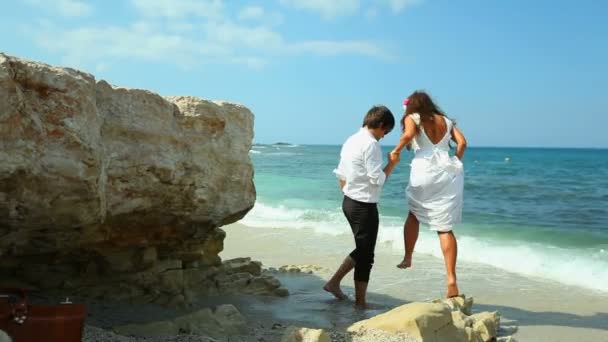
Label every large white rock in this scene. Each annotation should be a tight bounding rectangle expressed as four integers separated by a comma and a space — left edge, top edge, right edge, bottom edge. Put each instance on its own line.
348, 296, 502, 342
0, 53, 254, 256
0, 53, 256, 296
348, 302, 458, 341
281, 326, 331, 342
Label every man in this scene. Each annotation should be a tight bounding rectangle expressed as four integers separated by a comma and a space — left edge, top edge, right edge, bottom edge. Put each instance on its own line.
323, 105, 400, 308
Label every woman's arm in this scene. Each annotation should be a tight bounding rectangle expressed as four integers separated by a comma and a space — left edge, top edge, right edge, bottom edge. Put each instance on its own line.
391, 115, 417, 154
451, 126, 467, 160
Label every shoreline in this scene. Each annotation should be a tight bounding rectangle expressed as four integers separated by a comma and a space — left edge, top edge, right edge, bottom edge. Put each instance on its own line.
221, 223, 608, 341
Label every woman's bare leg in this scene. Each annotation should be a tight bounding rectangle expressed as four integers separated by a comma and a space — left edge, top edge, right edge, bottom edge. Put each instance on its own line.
438, 231, 459, 297
397, 212, 419, 269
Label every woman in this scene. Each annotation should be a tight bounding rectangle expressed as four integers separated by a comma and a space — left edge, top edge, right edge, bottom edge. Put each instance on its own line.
390, 91, 467, 298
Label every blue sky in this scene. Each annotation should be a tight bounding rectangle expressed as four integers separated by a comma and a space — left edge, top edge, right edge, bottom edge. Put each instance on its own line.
1, 0, 607, 147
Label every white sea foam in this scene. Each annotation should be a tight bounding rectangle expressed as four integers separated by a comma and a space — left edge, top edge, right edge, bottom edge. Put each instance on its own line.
271, 144, 299, 148
383, 230, 608, 293
240, 202, 608, 293
240, 202, 348, 235
265, 152, 302, 157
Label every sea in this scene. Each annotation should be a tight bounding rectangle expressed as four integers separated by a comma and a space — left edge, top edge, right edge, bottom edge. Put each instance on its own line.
242, 144, 608, 293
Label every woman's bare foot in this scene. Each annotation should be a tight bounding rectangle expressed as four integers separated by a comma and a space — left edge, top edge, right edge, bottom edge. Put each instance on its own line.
323, 282, 347, 300
446, 283, 459, 298
396, 255, 412, 269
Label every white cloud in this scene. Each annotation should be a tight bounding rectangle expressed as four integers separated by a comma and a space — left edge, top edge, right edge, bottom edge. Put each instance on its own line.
226, 56, 268, 70
279, 0, 360, 19
279, 0, 423, 18
238, 6, 265, 21
203, 21, 284, 49
129, 0, 224, 19
383, 0, 424, 13
365, 8, 379, 20
29, 22, 204, 69
24, 0, 93, 17
289, 40, 391, 60
23, 1, 395, 70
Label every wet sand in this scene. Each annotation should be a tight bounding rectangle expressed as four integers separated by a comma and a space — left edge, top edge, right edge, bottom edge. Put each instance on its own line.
221, 223, 608, 342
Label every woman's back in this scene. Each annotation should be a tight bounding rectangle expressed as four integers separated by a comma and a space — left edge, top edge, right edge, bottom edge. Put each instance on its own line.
410, 113, 452, 152
421, 114, 448, 144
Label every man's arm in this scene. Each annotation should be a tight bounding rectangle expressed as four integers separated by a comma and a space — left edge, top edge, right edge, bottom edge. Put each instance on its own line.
383, 152, 399, 178
365, 142, 399, 185
334, 153, 347, 190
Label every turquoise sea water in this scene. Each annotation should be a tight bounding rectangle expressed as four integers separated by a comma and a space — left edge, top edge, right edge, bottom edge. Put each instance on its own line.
243, 144, 608, 292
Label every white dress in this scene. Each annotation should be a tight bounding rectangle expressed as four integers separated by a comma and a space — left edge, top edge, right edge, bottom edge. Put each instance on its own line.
406, 114, 464, 232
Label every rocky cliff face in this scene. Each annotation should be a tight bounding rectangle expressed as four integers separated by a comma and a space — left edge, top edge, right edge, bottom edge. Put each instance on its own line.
0, 53, 273, 304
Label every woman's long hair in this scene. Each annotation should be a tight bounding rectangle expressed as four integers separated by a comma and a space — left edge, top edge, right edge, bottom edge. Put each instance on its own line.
401, 91, 447, 132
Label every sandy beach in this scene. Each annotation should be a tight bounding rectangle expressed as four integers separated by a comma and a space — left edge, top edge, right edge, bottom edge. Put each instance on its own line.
219, 223, 608, 342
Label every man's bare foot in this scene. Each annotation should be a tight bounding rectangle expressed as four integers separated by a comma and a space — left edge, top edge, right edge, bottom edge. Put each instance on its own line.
446, 283, 459, 298
323, 283, 347, 300
354, 301, 368, 310
396, 256, 412, 269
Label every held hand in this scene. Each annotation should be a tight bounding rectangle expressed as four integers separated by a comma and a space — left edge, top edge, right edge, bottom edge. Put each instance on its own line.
388, 151, 400, 164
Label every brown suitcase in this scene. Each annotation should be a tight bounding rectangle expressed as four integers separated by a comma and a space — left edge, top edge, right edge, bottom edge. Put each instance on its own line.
0, 288, 86, 342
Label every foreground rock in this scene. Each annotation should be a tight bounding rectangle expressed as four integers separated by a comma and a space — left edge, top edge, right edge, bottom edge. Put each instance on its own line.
114, 304, 246, 339
271, 265, 329, 274
85, 325, 220, 342
281, 327, 330, 342
212, 258, 289, 297
348, 296, 503, 342
333, 329, 417, 342
0, 53, 281, 303
278, 296, 509, 342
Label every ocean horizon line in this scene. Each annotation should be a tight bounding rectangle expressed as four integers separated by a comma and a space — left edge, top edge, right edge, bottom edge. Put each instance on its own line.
253, 143, 608, 150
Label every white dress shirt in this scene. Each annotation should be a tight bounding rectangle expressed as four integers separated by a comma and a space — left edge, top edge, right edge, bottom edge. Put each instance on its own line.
334, 128, 386, 203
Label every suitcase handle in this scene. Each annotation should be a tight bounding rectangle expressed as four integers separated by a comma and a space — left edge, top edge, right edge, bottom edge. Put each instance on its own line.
0, 288, 28, 324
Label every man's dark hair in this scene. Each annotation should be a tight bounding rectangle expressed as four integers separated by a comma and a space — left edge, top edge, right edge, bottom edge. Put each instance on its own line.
362, 105, 395, 133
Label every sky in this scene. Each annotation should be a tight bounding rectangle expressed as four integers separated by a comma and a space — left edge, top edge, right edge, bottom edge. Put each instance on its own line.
1, 0, 607, 148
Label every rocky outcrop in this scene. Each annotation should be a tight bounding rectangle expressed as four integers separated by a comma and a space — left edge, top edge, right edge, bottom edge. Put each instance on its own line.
348, 296, 502, 342
0, 53, 274, 303
113, 304, 247, 339
270, 264, 330, 274
281, 327, 330, 342
277, 296, 508, 342
216, 258, 289, 297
